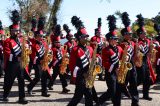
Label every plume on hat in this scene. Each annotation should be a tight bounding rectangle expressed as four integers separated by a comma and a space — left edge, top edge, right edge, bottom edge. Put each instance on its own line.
54, 24, 61, 36
10, 10, 21, 24
107, 15, 117, 31
63, 24, 70, 34
37, 17, 45, 31
31, 18, 37, 31
98, 18, 102, 28
136, 14, 145, 28
0, 21, 3, 30
71, 16, 84, 30
122, 12, 130, 28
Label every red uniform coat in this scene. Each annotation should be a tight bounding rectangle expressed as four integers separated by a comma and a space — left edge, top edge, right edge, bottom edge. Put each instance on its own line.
0, 40, 4, 59
90, 35, 105, 53
69, 45, 93, 84
31, 38, 46, 64
64, 40, 77, 55
138, 38, 156, 84
102, 45, 123, 72
3, 37, 31, 70
119, 40, 135, 62
51, 46, 65, 67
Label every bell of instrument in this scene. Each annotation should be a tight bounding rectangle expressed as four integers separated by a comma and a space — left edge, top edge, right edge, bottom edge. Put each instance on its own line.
126, 62, 132, 70
28, 31, 34, 38
134, 51, 144, 67
93, 65, 102, 75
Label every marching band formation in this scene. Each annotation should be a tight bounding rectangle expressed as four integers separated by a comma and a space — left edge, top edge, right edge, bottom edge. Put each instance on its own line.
0, 10, 160, 106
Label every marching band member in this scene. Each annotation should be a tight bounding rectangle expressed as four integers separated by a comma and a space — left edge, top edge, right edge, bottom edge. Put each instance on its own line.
68, 16, 95, 106
90, 18, 105, 81
135, 14, 156, 101
119, 12, 139, 106
153, 23, 160, 83
48, 24, 70, 93
99, 15, 123, 106
0, 20, 4, 78
63, 24, 77, 78
28, 17, 37, 74
3, 10, 28, 104
27, 17, 51, 97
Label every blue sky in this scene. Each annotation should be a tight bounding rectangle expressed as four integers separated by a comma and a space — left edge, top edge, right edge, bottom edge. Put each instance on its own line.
1, 0, 160, 37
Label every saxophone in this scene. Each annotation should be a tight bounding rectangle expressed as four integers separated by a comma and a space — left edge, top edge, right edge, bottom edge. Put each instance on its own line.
85, 43, 102, 88
118, 44, 132, 84
21, 35, 32, 69
59, 45, 69, 75
149, 38, 157, 66
41, 36, 52, 71
134, 40, 144, 67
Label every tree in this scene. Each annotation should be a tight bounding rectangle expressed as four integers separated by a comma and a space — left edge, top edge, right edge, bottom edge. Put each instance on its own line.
132, 18, 156, 38
45, 0, 63, 34
115, 10, 122, 19
152, 12, 160, 24
10, 0, 63, 33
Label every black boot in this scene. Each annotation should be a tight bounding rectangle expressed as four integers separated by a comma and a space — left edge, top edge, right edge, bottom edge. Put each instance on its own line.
27, 85, 35, 95
2, 97, 9, 102
122, 85, 131, 98
131, 102, 139, 106
41, 93, 50, 97
18, 98, 28, 104
143, 96, 152, 101
62, 88, 70, 93
48, 86, 53, 90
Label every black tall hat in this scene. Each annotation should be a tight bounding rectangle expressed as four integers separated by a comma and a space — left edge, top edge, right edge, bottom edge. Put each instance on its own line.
154, 23, 160, 34
105, 15, 118, 40
52, 24, 61, 43
35, 17, 46, 36
63, 24, 74, 40
31, 17, 37, 32
54, 24, 61, 36
153, 23, 160, 41
71, 16, 88, 40
95, 18, 102, 34
136, 14, 146, 35
9, 9, 21, 30
121, 12, 132, 36
0, 20, 4, 35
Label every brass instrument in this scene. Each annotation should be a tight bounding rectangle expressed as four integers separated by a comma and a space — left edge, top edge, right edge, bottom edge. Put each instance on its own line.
149, 38, 157, 65
85, 43, 102, 88
41, 36, 52, 71
59, 45, 69, 75
28, 31, 34, 38
21, 35, 32, 69
4, 31, 10, 40
118, 44, 132, 84
134, 40, 144, 67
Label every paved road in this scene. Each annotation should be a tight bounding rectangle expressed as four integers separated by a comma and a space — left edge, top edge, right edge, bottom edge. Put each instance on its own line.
0, 75, 160, 106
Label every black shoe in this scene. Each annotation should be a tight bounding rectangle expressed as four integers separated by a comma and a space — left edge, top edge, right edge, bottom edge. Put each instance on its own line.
62, 88, 70, 93
27, 89, 35, 95
98, 77, 104, 81
41, 93, 50, 97
123, 87, 131, 98
131, 102, 139, 106
2, 97, 9, 102
48, 86, 53, 90
27, 85, 35, 95
18, 98, 28, 104
143, 96, 152, 101
96, 103, 102, 106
